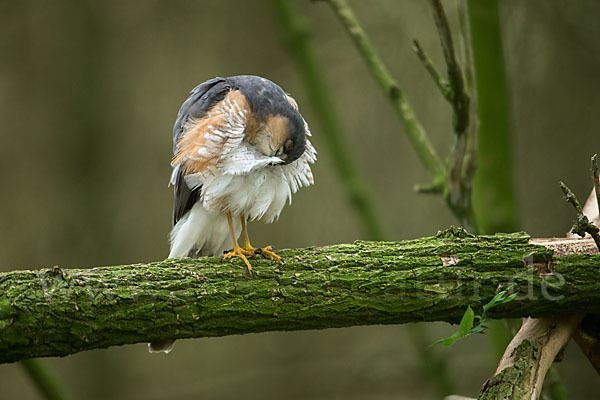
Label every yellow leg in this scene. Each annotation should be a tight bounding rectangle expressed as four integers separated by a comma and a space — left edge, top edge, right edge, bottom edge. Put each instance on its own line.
221, 212, 254, 275
239, 214, 285, 265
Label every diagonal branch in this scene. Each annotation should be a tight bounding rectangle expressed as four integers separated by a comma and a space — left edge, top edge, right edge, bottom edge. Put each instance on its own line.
322, 0, 478, 230
21, 359, 70, 400
412, 39, 451, 101
429, 0, 470, 135
272, 0, 387, 240
427, 0, 474, 231
1, 232, 600, 364
560, 181, 600, 250
322, 0, 446, 187
479, 314, 583, 400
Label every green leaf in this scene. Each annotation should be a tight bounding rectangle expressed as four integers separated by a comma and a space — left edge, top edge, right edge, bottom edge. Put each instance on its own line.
434, 305, 476, 347
434, 291, 516, 347
483, 290, 506, 313
459, 305, 475, 337
497, 292, 517, 305
469, 325, 487, 335
436, 331, 463, 347
442, 332, 462, 347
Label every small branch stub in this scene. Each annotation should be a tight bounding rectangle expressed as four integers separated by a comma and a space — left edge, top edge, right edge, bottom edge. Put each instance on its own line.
591, 154, 600, 217
560, 180, 600, 250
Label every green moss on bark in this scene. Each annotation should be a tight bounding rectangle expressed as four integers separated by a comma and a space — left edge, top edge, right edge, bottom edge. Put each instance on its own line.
0, 232, 598, 363
479, 340, 538, 399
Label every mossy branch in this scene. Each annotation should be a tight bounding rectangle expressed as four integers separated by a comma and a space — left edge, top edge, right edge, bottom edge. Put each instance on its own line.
1, 231, 600, 364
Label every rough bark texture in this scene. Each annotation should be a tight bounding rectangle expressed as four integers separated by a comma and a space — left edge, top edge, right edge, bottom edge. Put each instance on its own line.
477, 204, 600, 399
1, 230, 599, 364
479, 315, 583, 400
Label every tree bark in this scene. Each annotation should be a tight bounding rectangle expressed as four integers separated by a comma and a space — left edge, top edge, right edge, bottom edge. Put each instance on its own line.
1, 230, 599, 364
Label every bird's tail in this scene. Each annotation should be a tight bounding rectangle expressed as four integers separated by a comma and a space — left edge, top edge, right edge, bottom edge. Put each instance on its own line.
148, 340, 175, 354
147, 204, 240, 354
169, 202, 239, 258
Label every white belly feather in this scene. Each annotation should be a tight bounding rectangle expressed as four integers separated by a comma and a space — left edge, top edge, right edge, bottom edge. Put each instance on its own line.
168, 140, 315, 258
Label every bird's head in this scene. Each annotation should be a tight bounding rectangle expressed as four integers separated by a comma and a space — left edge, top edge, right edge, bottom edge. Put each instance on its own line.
249, 112, 306, 165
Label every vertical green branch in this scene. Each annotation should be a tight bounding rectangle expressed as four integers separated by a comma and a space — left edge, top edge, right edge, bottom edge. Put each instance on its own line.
467, 0, 520, 234
271, 0, 387, 240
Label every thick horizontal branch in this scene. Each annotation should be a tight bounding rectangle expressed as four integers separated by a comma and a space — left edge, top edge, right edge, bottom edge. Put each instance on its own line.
1, 230, 599, 364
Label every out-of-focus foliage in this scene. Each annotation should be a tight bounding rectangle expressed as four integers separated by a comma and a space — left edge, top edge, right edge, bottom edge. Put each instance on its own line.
1, 1, 599, 399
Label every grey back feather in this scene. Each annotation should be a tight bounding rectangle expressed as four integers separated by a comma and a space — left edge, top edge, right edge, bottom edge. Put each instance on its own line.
171, 77, 231, 225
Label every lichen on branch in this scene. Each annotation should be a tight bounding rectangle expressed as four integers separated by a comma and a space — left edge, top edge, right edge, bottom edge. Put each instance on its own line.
1, 231, 599, 364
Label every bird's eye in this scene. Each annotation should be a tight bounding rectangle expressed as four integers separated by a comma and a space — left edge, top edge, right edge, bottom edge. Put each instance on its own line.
284, 139, 293, 152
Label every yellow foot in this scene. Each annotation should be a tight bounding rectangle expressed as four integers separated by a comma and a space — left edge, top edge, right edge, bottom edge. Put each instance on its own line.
221, 247, 254, 276
242, 245, 285, 265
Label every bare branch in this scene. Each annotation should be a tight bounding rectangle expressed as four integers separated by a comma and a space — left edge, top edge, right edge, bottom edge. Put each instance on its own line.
456, 0, 478, 200
412, 39, 452, 101
426, 0, 475, 231
480, 315, 583, 400
560, 181, 600, 250
429, 0, 470, 133
322, 0, 446, 185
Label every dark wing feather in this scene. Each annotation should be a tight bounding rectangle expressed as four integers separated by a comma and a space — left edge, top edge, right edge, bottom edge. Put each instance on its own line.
171, 78, 232, 225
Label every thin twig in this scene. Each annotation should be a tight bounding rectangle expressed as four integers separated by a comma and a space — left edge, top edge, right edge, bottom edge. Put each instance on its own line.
271, 0, 388, 240
560, 181, 600, 250
457, 0, 475, 95
412, 39, 451, 101
427, 0, 475, 232
21, 359, 70, 400
456, 0, 478, 197
591, 154, 600, 216
429, 0, 470, 134
323, 0, 446, 188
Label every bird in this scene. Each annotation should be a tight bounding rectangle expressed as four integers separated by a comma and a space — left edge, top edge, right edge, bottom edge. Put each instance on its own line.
148, 75, 316, 353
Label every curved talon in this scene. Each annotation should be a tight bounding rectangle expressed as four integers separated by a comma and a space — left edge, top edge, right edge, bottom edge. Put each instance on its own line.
222, 247, 254, 275
254, 248, 268, 259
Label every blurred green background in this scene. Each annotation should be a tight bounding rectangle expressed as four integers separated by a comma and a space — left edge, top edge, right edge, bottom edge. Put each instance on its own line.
1, 0, 600, 398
